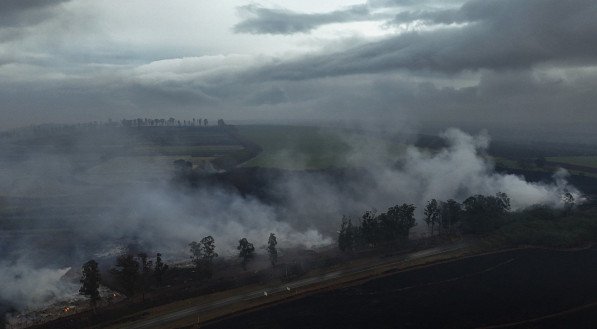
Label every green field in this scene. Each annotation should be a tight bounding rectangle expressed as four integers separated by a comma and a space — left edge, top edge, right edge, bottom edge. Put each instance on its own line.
547, 156, 597, 168
235, 125, 407, 170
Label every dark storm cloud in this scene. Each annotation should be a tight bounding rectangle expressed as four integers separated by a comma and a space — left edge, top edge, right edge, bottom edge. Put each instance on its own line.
0, 0, 70, 28
246, 0, 597, 80
233, 4, 372, 35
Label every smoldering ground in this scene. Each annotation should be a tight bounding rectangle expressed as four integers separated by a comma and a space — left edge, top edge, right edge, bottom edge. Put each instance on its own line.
0, 126, 580, 313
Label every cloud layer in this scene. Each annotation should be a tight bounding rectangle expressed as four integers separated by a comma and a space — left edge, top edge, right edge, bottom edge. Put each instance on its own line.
1, 0, 596, 136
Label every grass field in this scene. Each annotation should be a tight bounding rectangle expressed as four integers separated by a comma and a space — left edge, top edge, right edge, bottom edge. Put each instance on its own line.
235, 125, 406, 170
547, 156, 597, 168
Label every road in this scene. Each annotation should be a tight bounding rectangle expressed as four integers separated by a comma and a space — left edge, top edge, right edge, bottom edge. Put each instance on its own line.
116, 243, 467, 329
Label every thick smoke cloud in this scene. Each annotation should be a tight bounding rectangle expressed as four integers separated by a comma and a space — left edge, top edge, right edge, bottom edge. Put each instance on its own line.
0, 128, 580, 313
276, 128, 578, 235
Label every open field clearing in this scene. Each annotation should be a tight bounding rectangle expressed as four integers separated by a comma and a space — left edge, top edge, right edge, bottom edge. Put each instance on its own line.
547, 156, 597, 169
235, 125, 407, 170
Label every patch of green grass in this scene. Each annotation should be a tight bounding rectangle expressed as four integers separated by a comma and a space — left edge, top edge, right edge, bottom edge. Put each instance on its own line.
488, 208, 597, 248
235, 125, 352, 169
547, 156, 597, 168
235, 125, 408, 170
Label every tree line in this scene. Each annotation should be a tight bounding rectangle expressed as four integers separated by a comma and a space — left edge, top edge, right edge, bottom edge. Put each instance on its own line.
79, 233, 279, 305
338, 191, 576, 252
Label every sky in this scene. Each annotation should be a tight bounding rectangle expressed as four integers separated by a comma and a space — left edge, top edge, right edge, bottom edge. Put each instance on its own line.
2, 0, 597, 136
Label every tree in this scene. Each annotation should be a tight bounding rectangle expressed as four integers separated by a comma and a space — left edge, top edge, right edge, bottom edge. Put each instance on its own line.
439, 199, 461, 234
462, 193, 510, 234
338, 216, 358, 252
237, 238, 255, 270
384, 203, 416, 241
189, 241, 202, 268
110, 254, 140, 297
360, 210, 379, 247
203, 118, 208, 126
190, 236, 219, 278
154, 253, 169, 286
267, 233, 278, 267
200, 236, 218, 278
80, 260, 101, 309
424, 199, 440, 236
137, 253, 153, 302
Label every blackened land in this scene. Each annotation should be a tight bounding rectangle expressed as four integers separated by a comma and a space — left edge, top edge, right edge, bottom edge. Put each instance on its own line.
205, 247, 597, 329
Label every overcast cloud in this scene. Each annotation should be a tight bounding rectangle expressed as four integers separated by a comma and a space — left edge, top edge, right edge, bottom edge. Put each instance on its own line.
1, 0, 597, 138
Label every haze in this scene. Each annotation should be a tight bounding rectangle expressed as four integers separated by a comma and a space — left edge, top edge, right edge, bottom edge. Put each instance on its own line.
1, 0, 596, 141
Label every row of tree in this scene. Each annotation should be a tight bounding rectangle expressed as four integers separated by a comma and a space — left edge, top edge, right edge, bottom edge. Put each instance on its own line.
120, 117, 211, 127
339, 191, 577, 252
189, 233, 279, 275
79, 233, 280, 304
338, 203, 417, 252
79, 252, 169, 305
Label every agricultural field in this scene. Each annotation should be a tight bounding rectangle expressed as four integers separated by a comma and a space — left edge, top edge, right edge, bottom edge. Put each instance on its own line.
235, 125, 407, 170
547, 156, 597, 169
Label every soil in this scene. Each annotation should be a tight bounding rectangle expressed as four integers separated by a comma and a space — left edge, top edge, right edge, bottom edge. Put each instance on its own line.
204, 247, 597, 329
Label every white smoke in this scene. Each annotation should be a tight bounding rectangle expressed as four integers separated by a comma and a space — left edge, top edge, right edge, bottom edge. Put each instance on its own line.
0, 127, 582, 312
0, 260, 76, 310
273, 128, 580, 234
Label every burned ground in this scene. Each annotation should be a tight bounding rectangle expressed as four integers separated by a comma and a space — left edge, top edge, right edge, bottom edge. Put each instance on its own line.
204, 247, 597, 329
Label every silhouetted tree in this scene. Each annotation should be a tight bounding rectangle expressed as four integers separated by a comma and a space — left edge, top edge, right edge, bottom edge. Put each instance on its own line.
203, 118, 208, 126
154, 253, 169, 286
190, 236, 218, 278
338, 216, 358, 252
80, 260, 101, 310
137, 253, 153, 302
462, 193, 510, 234
200, 236, 218, 278
189, 241, 202, 268
383, 203, 416, 241
237, 238, 255, 270
424, 199, 440, 236
267, 233, 278, 267
110, 254, 140, 297
360, 210, 379, 247
439, 199, 462, 234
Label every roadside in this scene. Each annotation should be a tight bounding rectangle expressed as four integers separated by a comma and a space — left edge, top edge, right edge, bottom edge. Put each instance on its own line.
103, 242, 470, 329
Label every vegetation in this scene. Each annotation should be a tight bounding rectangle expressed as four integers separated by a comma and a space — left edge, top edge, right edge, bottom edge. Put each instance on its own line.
267, 233, 278, 267
137, 253, 153, 302
79, 260, 101, 308
338, 204, 417, 251
110, 254, 140, 297
189, 236, 219, 279
234, 125, 409, 169
547, 156, 597, 169
336, 191, 595, 253
153, 253, 169, 286
461, 192, 511, 234
237, 238, 255, 270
